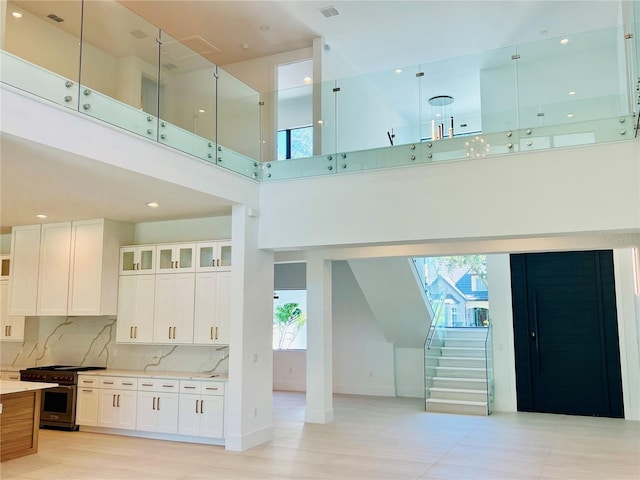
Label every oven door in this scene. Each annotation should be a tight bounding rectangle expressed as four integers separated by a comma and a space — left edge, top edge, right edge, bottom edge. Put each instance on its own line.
40, 385, 77, 429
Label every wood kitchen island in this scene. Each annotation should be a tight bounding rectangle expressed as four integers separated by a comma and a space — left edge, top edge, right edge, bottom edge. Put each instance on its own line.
0, 380, 57, 462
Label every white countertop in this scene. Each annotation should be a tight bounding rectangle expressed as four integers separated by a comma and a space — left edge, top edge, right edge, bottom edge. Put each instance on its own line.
79, 369, 228, 381
0, 380, 59, 395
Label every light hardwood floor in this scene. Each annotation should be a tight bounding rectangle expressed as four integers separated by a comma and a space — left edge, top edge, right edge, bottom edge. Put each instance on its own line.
2, 392, 639, 479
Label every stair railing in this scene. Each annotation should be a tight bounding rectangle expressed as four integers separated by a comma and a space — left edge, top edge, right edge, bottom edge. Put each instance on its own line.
484, 322, 494, 415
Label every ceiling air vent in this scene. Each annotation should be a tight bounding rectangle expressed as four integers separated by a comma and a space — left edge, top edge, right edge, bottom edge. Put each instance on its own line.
130, 30, 149, 39
163, 63, 178, 71
319, 5, 339, 18
47, 13, 64, 23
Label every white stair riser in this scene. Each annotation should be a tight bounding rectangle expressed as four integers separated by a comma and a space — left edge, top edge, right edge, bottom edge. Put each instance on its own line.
438, 358, 486, 368
433, 378, 487, 390
429, 390, 487, 402
441, 348, 485, 358
435, 367, 486, 379
426, 400, 488, 416
443, 328, 488, 339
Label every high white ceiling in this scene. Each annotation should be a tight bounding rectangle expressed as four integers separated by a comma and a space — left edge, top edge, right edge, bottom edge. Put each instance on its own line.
1, 0, 628, 234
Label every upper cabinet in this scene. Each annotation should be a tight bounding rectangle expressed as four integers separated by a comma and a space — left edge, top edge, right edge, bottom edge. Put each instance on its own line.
119, 245, 156, 275
195, 241, 232, 272
8, 225, 41, 316
9, 220, 134, 316
156, 243, 195, 273
1, 254, 25, 342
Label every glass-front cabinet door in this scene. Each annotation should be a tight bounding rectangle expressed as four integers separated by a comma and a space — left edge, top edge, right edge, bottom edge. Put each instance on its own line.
0, 255, 9, 278
156, 244, 195, 273
119, 246, 156, 275
196, 241, 232, 272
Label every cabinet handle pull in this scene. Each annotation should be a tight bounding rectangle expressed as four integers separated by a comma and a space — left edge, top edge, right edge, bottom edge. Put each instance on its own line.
200, 399, 204, 413
217, 259, 220, 267
184, 386, 196, 389
168, 326, 172, 338
112, 394, 116, 407
176, 261, 179, 269
82, 389, 93, 393
162, 384, 174, 388
157, 397, 160, 410
215, 327, 218, 340
117, 394, 121, 407
130, 326, 133, 338
104, 381, 114, 385
205, 387, 218, 391
210, 327, 214, 339
153, 397, 156, 410
123, 382, 133, 386
134, 326, 138, 338
142, 383, 153, 387
195, 399, 199, 414
174, 326, 177, 339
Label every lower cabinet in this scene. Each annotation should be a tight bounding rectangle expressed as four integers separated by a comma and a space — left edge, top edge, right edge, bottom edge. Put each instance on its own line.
0, 280, 25, 342
178, 381, 225, 438
136, 379, 179, 434
76, 374, 225, 444
76, 375, 100, 426
97, 377, 138, 430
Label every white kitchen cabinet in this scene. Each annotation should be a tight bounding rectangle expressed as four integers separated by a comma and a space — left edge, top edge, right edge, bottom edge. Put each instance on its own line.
119, 245, 156, 275
76, 375, 100, 426
68, 219, 133, 316
1, 255, 25, 342
153, 273, 195, 344
195, 241, 232, 272
98, 377, 138, 430
156, 243, 195, 273
0, 371, 21, 381
36, 222, 72, 315
136, 379, 179, 434
116, 275, 155, 343
8, 225, 41, 315
1, 280, 25, 341
193, 271, 231, 345
178, 381, 224, 438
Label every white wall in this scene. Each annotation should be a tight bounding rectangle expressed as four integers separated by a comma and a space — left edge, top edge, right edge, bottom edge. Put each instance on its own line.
259, 140, 640, 250
394, 347, 425, 398
273, 350, 306, 391
332, 261, 396, 396
134, 216, 231, 244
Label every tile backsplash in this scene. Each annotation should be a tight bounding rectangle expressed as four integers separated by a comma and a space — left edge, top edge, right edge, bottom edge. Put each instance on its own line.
1, 316, 228, 374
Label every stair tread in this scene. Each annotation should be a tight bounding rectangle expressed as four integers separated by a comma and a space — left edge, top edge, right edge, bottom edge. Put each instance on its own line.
429, 387, 487, 394
426, 398, 488, 406
434, 377, 487, 383
436, 356, 487, 361
435, 366, 486, 371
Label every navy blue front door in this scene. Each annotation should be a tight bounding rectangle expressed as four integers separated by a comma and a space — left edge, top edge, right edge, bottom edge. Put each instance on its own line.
510, 250, 624, 418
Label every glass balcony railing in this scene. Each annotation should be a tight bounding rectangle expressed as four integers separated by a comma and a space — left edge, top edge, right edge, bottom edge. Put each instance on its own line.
1, 0, 638, 183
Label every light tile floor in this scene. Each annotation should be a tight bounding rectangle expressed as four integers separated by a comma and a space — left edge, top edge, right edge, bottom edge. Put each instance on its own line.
2, 392, 639, 479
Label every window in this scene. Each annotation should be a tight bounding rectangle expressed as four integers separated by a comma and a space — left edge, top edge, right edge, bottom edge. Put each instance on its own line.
277, 126, 313, 160
471, 275, 488, 291
273, 290, 307, 349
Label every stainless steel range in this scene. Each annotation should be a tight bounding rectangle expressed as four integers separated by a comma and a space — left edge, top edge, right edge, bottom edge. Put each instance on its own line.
20, 365, 106, 430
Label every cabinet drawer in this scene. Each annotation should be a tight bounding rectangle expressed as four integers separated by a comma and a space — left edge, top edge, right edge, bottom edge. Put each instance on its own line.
137, 378, 179, 392
201, 382, 225, 396
78, 375, 99, 387
100, 377, 137, 390
179, 380, 202, 394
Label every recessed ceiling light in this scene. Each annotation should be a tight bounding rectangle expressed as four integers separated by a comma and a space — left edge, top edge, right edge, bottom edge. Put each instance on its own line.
560, 38, 569, 45
241, 43, 249, 50
303, 76, 312, 84
146, 202, 160, 208
12, 11, 23, 18
198, 109, 205, 113
317, 120, 324, 125
36, 214, 47, 219
395, 69, 403, 74
566, 113, 574, 118
568, 91, 576, 95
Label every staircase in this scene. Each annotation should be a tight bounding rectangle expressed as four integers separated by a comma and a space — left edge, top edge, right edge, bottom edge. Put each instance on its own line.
426, 327, 489, 416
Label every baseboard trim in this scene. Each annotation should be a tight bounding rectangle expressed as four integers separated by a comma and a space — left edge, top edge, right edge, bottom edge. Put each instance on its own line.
224, 424, 274, 451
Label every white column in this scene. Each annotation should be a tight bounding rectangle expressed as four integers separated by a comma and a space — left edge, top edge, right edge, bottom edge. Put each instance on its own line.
225, 204, 275, 450
305, 252, 334, 423
1, 0, 7, 50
